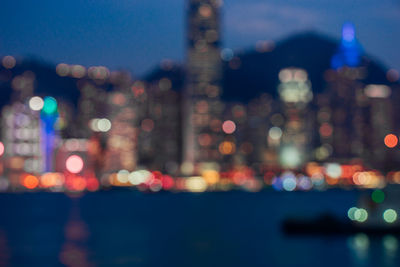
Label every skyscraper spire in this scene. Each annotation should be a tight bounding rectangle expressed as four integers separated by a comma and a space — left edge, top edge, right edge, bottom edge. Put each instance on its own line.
182, 0, 223, 174
331, 22, 362, 69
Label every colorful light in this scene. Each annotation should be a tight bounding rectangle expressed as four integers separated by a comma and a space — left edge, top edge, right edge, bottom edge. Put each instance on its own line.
280, 146, 301, 169
371, 189, 385, 203
384, 134, 398, 148
354, 208, 368, 222
42, 97, 58, 115
86, 177, 99, 191
269, 127, 282, 140
185, 176, 207, 192
383, 209, 397, 223
348, 207, 358, 221
29, 96, 44, 111
65, 155, 84, 174
222, 120, 236, 134
22, 175, 39, 189
325, 163, 342, 178
0, 142, 4, 157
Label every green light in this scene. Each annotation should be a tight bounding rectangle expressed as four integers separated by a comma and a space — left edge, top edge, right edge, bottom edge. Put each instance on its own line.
371, 189, 385, 203
42, 97, 57, 115
383, 209, 397, 223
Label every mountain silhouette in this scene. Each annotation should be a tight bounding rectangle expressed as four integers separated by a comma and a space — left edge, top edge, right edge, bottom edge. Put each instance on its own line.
0, 32, 394, 110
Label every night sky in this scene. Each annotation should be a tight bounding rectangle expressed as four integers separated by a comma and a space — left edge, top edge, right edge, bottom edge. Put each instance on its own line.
1, 0, 399, 76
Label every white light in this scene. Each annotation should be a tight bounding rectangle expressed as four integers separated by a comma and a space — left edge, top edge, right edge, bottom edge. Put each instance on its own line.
269, 127, 282, 140
282, 176, 297, 191
66, 155, 84, 174
280, 146, 302, 168
89, 119, 100, 132
325, 163, 342, 179
98, 118, 111, 132
29, 96, 44, 111
365, 84, 391, 98
117, 170, 129, 183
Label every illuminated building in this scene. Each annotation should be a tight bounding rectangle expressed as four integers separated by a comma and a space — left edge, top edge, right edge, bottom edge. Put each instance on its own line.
183, 0, 223, 174
103, 88, 138, 174
364, 84, 394, 169
76, 80, 109, 138
1, 101, 42, 186
55, 138, 90, 175
323, 23, 367, 161
136, 79, 181, 174
278, 68, 313, 169
234, 95, 275, 167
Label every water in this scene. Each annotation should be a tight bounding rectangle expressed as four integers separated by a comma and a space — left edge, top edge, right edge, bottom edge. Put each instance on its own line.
0, 189, 399, 266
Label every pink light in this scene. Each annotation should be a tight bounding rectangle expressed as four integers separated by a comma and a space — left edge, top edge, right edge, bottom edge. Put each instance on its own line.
222, 120, 236, 134
66, 155, 84, 174
0, 142, 4, 157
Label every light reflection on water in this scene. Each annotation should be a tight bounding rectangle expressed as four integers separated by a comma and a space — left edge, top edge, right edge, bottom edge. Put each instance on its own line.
0, 190, 399, 266
59, 200, 92, 267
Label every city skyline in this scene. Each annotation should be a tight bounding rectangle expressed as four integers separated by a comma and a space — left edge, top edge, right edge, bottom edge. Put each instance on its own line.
2, 1, 400, 266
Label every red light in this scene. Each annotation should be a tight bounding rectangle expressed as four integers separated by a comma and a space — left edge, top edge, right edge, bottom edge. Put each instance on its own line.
319, 123, 333, 137
66, 155, 84, 174
22, 175, 39, 189
65, 175, 86, 191
161, 175, 175, 190
384, 134, 398, 148
86, 177, 99, 191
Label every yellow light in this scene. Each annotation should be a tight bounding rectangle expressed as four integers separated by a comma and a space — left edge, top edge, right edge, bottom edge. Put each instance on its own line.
186, 176, 207, 192
202, 170, 220, 184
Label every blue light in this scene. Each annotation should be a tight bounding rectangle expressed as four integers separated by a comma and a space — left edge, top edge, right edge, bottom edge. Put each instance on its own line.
342, 22, 355, 43
331, 22, 362, 69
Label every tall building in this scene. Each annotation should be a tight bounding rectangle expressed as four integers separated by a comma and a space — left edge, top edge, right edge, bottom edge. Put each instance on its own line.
324, 23, 366, 161
2, 102, 42, 182
183, 0, 223, 174
364, 84, 393, 169
103, 88, 138, 174
136, 79, 181, 174
278, 68, 313, 169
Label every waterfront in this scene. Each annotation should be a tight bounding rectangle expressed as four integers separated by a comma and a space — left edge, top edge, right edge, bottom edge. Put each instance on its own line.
0, 190, 398, 266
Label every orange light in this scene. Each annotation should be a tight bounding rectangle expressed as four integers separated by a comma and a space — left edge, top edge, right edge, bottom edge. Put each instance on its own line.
384, 134, 398, 148
22, 175, 39, 189
66, 155, 84, 174
219, 141, 236, 155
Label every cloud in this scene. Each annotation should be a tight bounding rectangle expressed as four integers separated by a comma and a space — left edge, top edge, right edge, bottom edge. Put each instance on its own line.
225, 2, 322, 37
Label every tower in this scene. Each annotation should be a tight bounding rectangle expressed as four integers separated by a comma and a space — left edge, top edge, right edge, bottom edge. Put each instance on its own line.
325, 23, 366, 160
278, 68, 313, 169
183, 0, 223, 174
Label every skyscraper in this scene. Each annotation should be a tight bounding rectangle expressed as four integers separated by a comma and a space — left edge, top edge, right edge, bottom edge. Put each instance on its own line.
278, 68, 313, 169
183, 0, 223, 174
